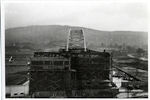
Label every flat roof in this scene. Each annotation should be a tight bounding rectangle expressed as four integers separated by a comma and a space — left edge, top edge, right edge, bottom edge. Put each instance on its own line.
6, 73, 28, 85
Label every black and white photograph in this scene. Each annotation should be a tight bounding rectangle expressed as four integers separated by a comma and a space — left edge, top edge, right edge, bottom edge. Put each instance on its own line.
3, 0, 148, 98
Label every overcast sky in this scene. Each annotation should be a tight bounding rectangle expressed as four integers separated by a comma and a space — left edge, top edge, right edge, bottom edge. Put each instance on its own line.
5, 1, 148, 31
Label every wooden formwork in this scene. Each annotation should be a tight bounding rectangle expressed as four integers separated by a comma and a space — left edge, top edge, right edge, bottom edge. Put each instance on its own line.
29, 49, 118, 97
29, 70, 76, 97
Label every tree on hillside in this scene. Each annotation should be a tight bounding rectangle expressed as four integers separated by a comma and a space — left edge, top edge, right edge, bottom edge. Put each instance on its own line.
136, 48, 145, 56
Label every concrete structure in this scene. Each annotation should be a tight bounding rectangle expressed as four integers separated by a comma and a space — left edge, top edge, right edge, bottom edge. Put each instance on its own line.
29, 29, 119, 97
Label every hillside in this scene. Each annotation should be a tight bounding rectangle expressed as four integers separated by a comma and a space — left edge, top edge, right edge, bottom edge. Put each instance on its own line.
5, 25, 148, 50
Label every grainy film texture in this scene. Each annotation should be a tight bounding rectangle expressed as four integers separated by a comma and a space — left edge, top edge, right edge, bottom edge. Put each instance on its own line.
5, 1, 148, 98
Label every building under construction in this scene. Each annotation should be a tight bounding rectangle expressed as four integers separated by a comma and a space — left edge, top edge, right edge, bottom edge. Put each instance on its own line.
29, 29, 119, 97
